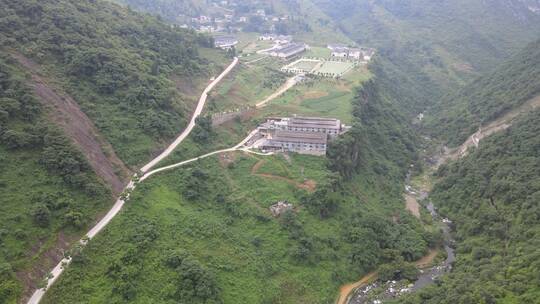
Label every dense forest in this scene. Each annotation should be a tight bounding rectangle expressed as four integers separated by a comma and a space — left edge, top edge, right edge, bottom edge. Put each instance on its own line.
312, 0, 540, 111
0, 0, 223, 302
0, 54, 111, 303
399, 110, 540, 303
426, 38, 540, 146
0, 0, 218, 166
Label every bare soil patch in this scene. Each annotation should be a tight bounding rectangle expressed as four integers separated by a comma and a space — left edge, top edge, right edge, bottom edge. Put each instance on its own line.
336, 272, 377, 304
405, 193, 421, 219
218, 152, 237, 168
438, 94, 540, 167
12, 53, 130, 194
251, 159, 316, 192
302, 90, 329, 99
415, 249, 439, 269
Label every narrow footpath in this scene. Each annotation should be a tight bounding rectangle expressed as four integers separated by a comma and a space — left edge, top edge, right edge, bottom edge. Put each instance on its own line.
256, 75, 300, 108
27, 57, 239, 304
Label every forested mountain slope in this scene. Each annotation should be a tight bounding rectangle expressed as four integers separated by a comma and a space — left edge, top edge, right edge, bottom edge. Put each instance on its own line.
312, 0, 540, 110
425, 38, 540, 146
113, 0, 206, 22
398, 109, 540, 304
0, 0, 222, 167
0, 54, 112, 304
0, 0, 224, 302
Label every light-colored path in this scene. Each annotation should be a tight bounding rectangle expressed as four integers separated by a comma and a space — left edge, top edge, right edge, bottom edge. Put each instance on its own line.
27, 58, 239, 304
141, 57, 239, 173
437, 94, 540, 167
336, 272, 377, 304
141, 128, 266, 182
256, 76, 299, 108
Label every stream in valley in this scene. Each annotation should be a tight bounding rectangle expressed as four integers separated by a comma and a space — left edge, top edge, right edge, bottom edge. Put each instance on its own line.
346, 173, 456, 304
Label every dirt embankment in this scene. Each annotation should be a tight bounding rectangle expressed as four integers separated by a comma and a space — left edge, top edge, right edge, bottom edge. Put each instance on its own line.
336, 272, 377, 304
12, 53, 130, 194
405, 193, 421, 219
438, 94, 540, 167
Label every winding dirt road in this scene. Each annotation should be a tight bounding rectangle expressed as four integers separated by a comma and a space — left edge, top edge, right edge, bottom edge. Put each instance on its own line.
27, 57, 239, 304
141, 57, 239, 173
256, 75, 300, 108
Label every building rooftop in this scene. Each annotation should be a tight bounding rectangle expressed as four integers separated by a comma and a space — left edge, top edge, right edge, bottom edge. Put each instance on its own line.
271, 130, 327, 144
328, 43, 348, 50
289, 117, 341, 129
214, 36, 238, 47
275, 43, 305, 55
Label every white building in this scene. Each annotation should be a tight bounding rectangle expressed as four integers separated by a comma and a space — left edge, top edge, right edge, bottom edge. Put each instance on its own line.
331, 47, 349, 58
259, 33, 277, 41
214, 36, 238, 49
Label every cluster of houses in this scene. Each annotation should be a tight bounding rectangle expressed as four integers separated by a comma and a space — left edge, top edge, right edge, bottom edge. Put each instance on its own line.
184, 1, 291, 34
257, 116, 345, 155
327, 44, 376, 61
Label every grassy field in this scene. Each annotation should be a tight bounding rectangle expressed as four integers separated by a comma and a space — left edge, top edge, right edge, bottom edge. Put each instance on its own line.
43, 151, 427, 304
287, 59, 320, 72
316, 61, 356, 76
208, 62, 288, 113
263, 65, 372, 124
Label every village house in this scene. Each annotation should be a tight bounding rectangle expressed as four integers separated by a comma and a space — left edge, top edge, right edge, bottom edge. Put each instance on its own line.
214, 36, 238, 49
269, 43, 308, 59
331, 47, 349, 58
328, 44, 376, 61
259, 33, 276, 41
347, 48, 363, 60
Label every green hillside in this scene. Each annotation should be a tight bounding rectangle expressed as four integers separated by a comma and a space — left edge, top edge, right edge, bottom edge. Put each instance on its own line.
41, 56, 434, 303
398, 109, 540, 304
312, 0, 540, 109
114, 0, 353, 45
425, 38, 540, 146
0, 54, 111, 304
112, 0, 207, 24
0, 0, 223, 167
0, 0, 226, 302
